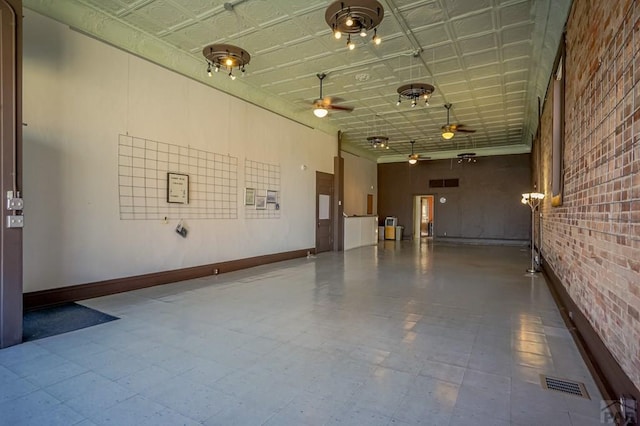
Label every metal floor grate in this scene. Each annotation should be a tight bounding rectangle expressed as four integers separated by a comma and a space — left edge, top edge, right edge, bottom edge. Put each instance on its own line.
540, 375, 590, 399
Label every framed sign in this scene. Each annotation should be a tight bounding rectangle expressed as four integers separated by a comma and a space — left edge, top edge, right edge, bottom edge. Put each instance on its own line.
167, 172, 189, 204
245, 188, 256, 206
266, 190, 278, 204
255, 195, 267, 210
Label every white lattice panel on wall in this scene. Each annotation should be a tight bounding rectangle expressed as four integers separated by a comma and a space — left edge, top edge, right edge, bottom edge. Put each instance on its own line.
245, 159, 281, 219
118, 134, 238, 220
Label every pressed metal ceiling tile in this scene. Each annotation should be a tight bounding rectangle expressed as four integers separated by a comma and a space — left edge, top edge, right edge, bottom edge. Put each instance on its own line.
501, 23, 535, 45
499, 1, 533, 25
451, 11, 494, 38
466, 63, 500, 80
82, 0, 126, 15
502, 42, 531, 60
34, 0, 571, 160
463, 50, 499, 69
443, 0, 491, 19
166, 0, 217, 17
458, 33, 497, 54
402, 2, 445, 28
120, 11, 168, 35
133, 1, 190, 29
413, 25, 452, 47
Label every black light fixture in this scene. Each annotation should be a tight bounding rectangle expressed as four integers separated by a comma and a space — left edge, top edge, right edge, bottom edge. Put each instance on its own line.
396, 83, 435, 107
202, 43, 251, 80
457, 152, 477, 163
367, 136, 389, 149
325, 0, 384, 49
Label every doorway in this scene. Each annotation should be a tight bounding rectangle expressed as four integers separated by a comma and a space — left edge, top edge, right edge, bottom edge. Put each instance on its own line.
413, 195, 434, 240
315, 171, 334, 253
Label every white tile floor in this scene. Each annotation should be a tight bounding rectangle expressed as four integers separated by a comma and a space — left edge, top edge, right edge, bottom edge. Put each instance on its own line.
1, 241, 607, 425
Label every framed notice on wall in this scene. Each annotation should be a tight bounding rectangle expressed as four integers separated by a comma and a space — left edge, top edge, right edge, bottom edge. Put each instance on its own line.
167, 172, 189, 204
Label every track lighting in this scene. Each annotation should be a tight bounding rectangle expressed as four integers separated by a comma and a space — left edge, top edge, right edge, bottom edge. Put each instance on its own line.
396, 83, 435, 108
346, 12, 354, 27
372, 29, 381, 45
325, 0, 384, 49
202, 44, 250, 81
347, 35, 355, 50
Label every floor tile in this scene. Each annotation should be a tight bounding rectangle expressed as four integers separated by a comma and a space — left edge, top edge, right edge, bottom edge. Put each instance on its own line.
0, 243, 609, 424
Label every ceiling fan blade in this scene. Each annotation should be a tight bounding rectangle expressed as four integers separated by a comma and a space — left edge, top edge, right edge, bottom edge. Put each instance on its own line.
457, 128, 476, 133
320, 96, 345, 106
327, 104, 354, 112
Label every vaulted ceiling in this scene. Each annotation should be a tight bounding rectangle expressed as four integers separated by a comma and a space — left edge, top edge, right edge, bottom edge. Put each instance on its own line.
24, 0, 571, 162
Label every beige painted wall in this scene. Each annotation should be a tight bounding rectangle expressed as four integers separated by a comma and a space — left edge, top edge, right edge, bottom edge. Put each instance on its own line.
22, 11, 336, 292
342, 151, 377, 217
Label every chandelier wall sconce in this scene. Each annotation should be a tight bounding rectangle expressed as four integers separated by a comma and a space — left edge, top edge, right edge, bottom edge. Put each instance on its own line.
202, 43, 251, 80
396, 83, 435, 107
325, 0, 384, 50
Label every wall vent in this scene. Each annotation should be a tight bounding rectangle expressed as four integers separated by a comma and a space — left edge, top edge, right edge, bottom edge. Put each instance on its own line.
429, 178, 459, 188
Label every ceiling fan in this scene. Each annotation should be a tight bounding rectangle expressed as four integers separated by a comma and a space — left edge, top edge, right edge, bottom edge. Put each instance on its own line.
312, 73, 354, 118
441, 103, 476, 139
408, 140, 430, 164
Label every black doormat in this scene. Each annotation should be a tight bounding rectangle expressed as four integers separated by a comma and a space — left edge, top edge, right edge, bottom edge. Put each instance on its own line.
23, 303, 119, 342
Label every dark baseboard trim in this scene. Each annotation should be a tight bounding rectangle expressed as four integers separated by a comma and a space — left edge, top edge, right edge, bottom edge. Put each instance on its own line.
24, 248, 315, 311
541, 257, 640, 415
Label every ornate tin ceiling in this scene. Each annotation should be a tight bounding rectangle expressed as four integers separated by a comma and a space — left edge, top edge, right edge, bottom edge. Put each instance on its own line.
24, 0, 571, 162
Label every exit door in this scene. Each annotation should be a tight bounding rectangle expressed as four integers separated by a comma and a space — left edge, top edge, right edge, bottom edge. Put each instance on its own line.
316, 171, 333, 253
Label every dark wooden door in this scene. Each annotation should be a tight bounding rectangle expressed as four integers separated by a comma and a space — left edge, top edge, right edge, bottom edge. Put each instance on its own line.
1, 0, 23, 348
315, 171, 333, 253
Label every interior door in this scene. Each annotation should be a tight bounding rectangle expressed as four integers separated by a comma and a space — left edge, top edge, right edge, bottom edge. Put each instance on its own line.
1, 0, 23, 348
315, 171, 333, 253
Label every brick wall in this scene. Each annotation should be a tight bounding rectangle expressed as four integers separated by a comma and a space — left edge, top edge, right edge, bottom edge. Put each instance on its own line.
538, 0, 640, 390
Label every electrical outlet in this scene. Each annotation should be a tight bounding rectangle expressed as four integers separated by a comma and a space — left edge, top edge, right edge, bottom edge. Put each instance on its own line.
6, 215, 24, 228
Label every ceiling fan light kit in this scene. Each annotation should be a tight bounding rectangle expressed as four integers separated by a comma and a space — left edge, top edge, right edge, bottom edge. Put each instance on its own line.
325, 0, 384, 49
441, 103, 476, 140
408, 140, 418, 164
312, 73, 354, 118
202, 44, 250, 80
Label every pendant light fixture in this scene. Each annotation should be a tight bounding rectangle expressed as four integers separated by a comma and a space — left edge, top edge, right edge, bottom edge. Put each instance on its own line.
367, 114, 389, 148
325, 0, 384, 50
396, 51, 434, 107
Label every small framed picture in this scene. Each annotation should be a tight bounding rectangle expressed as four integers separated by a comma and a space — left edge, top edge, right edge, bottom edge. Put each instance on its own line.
244, 188, 256, 206
266, 190, 278, 204
255, 195, 267, 210
167, 172, 189, 204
